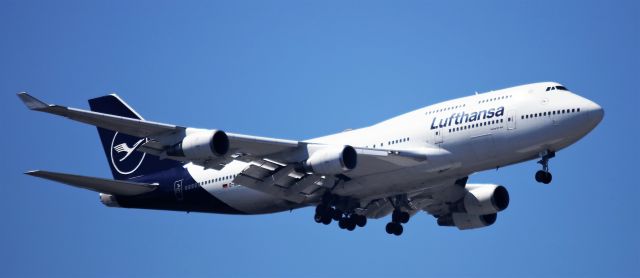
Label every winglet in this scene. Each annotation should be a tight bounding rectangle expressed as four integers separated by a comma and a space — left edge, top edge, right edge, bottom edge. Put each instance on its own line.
17, 92, 50, 110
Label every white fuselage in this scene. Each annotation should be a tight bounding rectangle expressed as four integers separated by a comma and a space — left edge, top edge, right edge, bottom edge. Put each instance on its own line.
185, 82, 603, 214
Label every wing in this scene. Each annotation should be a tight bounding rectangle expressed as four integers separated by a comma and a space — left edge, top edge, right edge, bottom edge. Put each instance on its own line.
26, 170, 158, 196
18, 93, 300, 168
19, 93, 459, 204
18, 92, 180, 138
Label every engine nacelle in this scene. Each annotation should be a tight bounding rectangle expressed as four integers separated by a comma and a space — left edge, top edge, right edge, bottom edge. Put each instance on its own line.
437, 213, 497, 230
304, 145, 357, 175
166, 130, 229, 159
459, 184, 510, 215
99, 193, 120, 207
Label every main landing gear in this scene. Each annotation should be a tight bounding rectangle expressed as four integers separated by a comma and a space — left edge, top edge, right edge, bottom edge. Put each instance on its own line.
385, 209, 410, 236
314, 204, 367, 232
535, 150, 555, 184
313, 193, 412, 236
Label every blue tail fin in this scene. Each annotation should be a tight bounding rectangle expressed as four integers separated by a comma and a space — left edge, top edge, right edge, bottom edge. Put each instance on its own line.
88, 95, 183, 180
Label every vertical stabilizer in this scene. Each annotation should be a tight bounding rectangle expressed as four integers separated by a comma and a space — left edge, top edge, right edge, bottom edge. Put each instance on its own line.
88, 95, 182, 180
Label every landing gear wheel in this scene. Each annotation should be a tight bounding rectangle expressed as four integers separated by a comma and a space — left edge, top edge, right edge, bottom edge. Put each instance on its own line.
535, 170, 545, 183
399, 212, 410, 224
392, 223, 403, 236
331, 208, 343, 221
321, 215, 332, 225
535, 170, 552, 184
315, 204, 332, 225
346, 219, 356, 231
542, 171, 552, 184
385, 222, 403, 236
355, 215, 367, 227
338, 218, 348, 229
385, 222, 395, 234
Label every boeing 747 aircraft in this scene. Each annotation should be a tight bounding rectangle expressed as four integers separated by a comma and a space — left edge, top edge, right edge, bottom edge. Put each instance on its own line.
19, 82, 603, 235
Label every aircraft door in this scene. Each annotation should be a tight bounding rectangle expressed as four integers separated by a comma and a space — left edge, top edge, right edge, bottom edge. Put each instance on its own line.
433, 129, 443, 145
507, 110, 516, 130
174, 180, 184, 201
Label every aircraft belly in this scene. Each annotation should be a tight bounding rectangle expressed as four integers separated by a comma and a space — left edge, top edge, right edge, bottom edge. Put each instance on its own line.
185, 161, 299, 214
333, 166, 464, 200
211, 185, 300, 214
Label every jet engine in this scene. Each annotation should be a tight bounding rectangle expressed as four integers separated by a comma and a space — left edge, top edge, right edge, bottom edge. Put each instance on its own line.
437, 184, 509, 230
304, 145, 357, 175
437, 213, 497, 230
456, 183, 510, 215
100, 193, 120, 207
166, 130, 229, 159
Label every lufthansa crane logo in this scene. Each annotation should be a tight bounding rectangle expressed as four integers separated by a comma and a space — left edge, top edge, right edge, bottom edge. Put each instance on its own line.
110, 132, 147, 175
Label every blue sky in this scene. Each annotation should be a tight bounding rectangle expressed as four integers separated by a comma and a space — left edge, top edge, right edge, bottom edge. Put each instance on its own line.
1, 1, 638, 277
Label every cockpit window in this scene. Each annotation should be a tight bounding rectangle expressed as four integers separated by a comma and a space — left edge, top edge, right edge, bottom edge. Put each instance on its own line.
546, 85, 569, 92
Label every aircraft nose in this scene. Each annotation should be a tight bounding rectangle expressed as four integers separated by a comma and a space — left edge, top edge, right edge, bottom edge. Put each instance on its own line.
586, 100, 604, 126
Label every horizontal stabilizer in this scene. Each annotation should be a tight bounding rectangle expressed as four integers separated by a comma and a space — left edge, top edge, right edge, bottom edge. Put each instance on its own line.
17, 92, 49, 110
25, 170, 158, 196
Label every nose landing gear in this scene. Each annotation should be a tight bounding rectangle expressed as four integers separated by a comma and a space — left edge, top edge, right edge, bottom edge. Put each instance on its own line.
535, 150, 555, 184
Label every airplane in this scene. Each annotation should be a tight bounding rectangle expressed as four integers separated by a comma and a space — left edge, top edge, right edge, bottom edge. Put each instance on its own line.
18, 81, 604, 236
